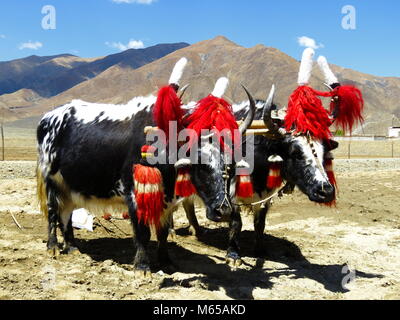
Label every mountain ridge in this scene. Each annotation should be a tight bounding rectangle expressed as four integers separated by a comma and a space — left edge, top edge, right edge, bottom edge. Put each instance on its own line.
1, 36, 399, 135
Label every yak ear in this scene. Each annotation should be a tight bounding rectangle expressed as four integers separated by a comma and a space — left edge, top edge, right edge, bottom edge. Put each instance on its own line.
324, 139, 339, 152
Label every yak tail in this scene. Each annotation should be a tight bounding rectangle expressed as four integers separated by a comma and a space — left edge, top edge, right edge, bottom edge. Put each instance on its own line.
36, 161, 48, 219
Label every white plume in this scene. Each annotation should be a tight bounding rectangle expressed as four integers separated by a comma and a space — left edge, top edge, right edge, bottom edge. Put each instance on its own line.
169, 57, 188, 85
211, 77, 229, 98
317, 56, 339, 85
298, 48, 315, 86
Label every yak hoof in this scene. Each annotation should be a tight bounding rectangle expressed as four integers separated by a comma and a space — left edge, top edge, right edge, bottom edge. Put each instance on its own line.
62, 246, 80, 255
47, 247, 60, 258
168, 228, 176, 240
134, 265, 152, 280
189, 225, 205, 238
226, 253, 243, 268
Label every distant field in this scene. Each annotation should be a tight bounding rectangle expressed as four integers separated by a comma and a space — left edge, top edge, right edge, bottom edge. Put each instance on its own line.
1, 125, 400, 161
335, 140, 400, 159
1, 127, 37, 161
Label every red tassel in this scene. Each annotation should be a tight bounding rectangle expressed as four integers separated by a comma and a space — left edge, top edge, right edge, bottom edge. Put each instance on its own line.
133, 164, 164, 229
175, 168, 197, 197
331, 85, 364, 134
103, 213, 112, 221
324, 159, 337, 188
153, 85, 184, 141
323, 159, 337, 207
285, 86, 333, 140
267, 162, 282, 190
122, 212, 130, 220
236, 175, 254, 198
186, 95, 239, 152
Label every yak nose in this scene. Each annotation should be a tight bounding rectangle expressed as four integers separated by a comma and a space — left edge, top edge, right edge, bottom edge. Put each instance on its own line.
313, 183, 335, 202
206, 205, 231, 223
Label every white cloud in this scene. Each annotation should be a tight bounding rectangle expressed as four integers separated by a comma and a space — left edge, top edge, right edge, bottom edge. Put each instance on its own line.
111, 0, 157, 4
106, 39, 145, 51
297, 36, 324, 50
19, 41, 43, 50
0, 34, 5, 39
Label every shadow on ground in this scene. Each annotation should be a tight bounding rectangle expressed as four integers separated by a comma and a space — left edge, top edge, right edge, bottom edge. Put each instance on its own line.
75, 227, 383, 300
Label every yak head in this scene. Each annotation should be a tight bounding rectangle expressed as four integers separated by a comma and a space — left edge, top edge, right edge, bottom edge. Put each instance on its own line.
261, 85, 338, 203
180, 84, 256, 222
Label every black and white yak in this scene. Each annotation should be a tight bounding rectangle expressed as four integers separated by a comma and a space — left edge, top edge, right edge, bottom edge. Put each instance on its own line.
182, 49, 364, 265
36, 58, 256, 274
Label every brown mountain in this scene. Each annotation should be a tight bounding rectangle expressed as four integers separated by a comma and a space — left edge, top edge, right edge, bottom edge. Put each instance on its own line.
3, 36, 400, 135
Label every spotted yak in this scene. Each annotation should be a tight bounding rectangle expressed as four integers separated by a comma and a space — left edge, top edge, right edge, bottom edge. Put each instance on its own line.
36, 58, 256, 274
183, 50, 345, 265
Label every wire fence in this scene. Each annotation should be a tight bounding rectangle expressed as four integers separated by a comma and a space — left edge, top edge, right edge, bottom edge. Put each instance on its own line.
0, 127, 400, 161
334, 138, 400, 159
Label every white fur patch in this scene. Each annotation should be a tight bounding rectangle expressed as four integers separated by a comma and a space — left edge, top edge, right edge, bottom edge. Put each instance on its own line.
294, 136, 327, 183
70, 96, 156, 124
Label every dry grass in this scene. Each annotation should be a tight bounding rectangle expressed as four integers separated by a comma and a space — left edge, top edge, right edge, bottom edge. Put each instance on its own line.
1, 127, 37, 161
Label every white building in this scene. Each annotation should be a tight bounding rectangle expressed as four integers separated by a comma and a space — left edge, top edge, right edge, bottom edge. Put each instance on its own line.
388, 127, 400, 138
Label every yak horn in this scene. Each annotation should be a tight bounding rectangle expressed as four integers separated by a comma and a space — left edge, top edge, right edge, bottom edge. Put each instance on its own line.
263, 85, 285, 136
323, 82, 334, 92
179, 84, 190, 100
238, 85, 256, 135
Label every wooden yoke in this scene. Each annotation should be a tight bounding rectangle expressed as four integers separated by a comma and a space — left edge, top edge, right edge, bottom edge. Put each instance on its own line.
144, 120, 273, 136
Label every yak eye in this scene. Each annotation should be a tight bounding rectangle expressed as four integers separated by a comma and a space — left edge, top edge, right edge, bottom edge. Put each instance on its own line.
290, 147, 303, 160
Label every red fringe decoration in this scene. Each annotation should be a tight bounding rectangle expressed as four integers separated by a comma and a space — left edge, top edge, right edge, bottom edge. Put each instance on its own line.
153, 85, 184, 141
236, 175, 254, 198
186, 95, 239, 152
285, 86, 333, 140
175, 168, 197, 197
133, 164, 164, 229
267, 163, 283, 190
323, 159, 337, 207
103, 213, 112, 221
286, 85, 364, 138
330, 85, 364, 134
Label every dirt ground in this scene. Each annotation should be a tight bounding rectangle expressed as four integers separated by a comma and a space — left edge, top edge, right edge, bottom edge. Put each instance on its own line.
0, 159, 400, 300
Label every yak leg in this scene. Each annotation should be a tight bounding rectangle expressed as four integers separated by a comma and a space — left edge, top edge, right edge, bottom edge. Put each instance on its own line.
226, 206, 243, 267
45, 179, 61, 257
167, 213, 176, 240
127, 195, 151, 277
59, 205, 79, 255
157, 212, 177, 274
182, 198, 204, 237
253, 202, 271, 257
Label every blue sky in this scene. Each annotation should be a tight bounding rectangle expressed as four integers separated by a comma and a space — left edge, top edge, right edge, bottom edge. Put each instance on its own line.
0, 0, 399, 77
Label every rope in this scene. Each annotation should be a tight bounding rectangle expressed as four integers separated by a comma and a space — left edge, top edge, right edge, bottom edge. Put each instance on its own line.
233, 183, 288, 209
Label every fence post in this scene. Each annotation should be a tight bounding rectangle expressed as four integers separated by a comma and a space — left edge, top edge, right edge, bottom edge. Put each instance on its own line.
348, 141, 351, 159
1, 123, 4, 161
392, 140, 395, 158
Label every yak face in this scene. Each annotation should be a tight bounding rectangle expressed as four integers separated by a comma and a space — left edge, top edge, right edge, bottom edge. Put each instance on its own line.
280, 135, 335, 203
188, 142, 232, 223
